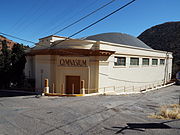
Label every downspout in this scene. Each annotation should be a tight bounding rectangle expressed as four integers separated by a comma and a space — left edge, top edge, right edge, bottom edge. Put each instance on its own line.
88, 65, 90, 94
163, 52, 169, 85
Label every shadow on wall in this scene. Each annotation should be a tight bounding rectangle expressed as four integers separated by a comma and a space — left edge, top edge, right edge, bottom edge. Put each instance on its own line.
104, 119, 180, 134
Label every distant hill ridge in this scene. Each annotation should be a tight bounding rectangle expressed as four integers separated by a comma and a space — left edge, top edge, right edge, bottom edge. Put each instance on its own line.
138, 21, 180, 76
138, 21, 180, 63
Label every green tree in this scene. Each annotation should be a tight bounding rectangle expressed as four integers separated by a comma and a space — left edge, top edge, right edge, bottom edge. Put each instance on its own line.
0, 40, 12, 88
0, 41, 27, 89
11, 43, 26, 86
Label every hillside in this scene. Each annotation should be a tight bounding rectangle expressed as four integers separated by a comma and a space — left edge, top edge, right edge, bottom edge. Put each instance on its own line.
0, 35, 16, 50
138, 21, 180, 76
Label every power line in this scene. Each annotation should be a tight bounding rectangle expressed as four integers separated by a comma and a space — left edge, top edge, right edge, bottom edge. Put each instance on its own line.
53, 0, 117, 35
36, 0, 99, 37
31, 0, 136, 56
51, 0, 136, 47
9, 0, 38, 32
25, 0, 136, 56
10, 0, 45, 33
0, 0, 136, 49
68, 0, 136, 38
17, 1, 51, 36
0, 32, 36, 44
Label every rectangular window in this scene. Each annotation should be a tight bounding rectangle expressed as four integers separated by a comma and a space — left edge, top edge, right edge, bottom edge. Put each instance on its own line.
152, 59, 158, 65
114, 57, 126, 66
160, 59, 165, 65
130, 58, 139, 66
142, 58, 149, 65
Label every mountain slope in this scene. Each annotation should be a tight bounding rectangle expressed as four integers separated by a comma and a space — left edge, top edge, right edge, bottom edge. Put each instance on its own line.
138, 21, 180, 63
0, 35, 16, 50
138, 21, 180, 76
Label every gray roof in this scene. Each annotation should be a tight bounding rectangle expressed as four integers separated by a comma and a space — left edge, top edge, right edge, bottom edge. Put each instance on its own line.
83, 32, 152, 49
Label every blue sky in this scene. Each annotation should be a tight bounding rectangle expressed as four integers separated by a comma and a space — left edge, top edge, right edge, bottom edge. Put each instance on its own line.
0, 0, 180, 46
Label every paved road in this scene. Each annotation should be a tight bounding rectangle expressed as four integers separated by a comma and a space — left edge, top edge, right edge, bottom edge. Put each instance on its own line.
0, 85, 180, 135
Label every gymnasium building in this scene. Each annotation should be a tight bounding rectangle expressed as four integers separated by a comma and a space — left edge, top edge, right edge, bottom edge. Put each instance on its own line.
25, 33, 173, 94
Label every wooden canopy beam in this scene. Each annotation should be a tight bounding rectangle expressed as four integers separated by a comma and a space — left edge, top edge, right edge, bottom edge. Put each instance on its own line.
26, 49, 115, 56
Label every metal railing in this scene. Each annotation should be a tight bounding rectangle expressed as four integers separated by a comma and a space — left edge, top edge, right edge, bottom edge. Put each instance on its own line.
84, 80, 165, 95
47, 80, 167, 95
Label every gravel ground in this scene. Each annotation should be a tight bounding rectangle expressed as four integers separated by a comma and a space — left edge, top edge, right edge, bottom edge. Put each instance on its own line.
0, 85, 180, 135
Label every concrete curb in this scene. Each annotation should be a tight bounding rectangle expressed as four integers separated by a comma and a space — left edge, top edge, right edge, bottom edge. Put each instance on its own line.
84, 82, 175, 96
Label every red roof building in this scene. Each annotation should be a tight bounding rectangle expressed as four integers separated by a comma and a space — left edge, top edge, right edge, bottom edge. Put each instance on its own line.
0, 35, 15, 50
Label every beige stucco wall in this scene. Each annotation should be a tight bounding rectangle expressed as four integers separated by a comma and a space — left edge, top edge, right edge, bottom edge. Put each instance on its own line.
30, 55, 99, 93
55, 56, 89, 93
98, 43, 173, 93
34, 55, 52, 91
24, 56, 35, 79
25, 36, 173, 93
55, 56, 99, 93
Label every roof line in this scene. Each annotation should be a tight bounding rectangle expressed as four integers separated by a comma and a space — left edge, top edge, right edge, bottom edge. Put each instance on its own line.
39, 35, 68, 40
97, 40, 172, 54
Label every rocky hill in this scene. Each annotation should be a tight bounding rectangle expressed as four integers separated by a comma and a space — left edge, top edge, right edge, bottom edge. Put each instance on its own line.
138, 21, 180, 77
0, 35, 16, 50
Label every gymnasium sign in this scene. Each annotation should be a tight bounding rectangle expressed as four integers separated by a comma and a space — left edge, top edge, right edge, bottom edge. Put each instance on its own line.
59, 58, 87, 67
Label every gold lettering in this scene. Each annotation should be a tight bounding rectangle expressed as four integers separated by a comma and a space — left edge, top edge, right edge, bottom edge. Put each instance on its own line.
78, 60, 81, 66
72, 60, 75, 66
65, 59, 70, 66
75, 59, 79, 66
59, 58, 87, 67
82, 60, 87, 66
73, 60, 76, 66
60, 59, 65, 65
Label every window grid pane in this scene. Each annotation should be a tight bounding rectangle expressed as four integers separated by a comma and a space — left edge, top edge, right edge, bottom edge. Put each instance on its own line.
142, 58, 149, 65
114, 57, 126, 66
160, 59, 165, 65
152, 59, 158, 65
130, 58, 139, 65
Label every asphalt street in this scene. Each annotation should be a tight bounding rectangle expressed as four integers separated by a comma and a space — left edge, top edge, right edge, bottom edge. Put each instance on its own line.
0, 85, 180, 135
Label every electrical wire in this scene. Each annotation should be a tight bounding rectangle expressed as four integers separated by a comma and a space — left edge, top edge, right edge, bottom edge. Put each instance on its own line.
29, 0, 136, 55
15, 0, 50, 35
34, 0, 136, 57
53, 0, 117, 35
51, 0, 136, 47
36, 0, 99, 37
10, 0, 45, 33
10, 0, 37, 32
1, 0, 136, 54
0, 32, 36, 44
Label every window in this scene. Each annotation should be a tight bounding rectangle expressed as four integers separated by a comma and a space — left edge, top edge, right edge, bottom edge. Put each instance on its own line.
114, 57, 126, 66
160, 59, 165, 65
130, 58, 139, 66
152, 59, 158, 65
142, 58, 149, 65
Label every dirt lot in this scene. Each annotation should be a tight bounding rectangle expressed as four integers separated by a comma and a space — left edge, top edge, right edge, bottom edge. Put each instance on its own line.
0, 85, 180, 135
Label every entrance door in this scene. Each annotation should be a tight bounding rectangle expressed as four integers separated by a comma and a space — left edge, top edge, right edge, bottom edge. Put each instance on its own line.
66, 76, 80, 94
